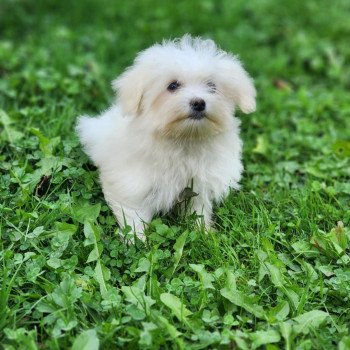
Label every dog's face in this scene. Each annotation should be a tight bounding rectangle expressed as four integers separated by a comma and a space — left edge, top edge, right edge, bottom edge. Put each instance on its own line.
113, 35, 256, 140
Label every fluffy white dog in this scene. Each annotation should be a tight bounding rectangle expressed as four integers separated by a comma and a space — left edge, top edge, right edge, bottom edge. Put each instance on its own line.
76, 35, 256, 241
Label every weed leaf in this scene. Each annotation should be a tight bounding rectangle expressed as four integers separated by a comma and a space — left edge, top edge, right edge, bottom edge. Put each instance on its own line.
220, 287, 266, 320
0, 109, 23, 144
293, 310, 328, 334
160, 293, 192, 323
189, 264, 215, 290
166, 230, 188, 277
250, 329, 281, 349
72, 329, 99, 350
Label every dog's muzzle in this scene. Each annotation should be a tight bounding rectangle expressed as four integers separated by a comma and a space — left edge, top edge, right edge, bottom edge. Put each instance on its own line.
188, 111, 206, 120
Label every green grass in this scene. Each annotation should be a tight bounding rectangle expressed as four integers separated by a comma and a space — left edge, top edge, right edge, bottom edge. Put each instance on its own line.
1, 0, 350, 349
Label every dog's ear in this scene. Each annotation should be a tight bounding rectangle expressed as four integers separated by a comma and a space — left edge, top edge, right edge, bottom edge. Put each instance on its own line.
222, 56, 256, 114
112, 64, 145, 116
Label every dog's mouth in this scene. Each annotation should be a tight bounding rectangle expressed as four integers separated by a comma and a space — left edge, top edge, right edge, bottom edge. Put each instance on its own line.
188, 111, 206, 120
157, 111, 226, 140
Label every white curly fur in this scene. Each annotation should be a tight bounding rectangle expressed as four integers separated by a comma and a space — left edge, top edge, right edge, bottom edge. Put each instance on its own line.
76, 34, 256, 241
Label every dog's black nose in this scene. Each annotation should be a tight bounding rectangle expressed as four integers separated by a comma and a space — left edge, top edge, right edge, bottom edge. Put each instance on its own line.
190, 99, 206, 112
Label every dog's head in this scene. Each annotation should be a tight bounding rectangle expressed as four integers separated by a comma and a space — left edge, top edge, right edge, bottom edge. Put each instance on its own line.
112, 35, 256, 140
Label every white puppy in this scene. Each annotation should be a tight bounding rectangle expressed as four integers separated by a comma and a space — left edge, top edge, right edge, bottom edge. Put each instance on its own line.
76, 35, 256, 241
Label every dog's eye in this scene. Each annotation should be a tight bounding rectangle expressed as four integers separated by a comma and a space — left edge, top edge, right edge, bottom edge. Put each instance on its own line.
167, 81, 181, 92
207, 81, 216, 93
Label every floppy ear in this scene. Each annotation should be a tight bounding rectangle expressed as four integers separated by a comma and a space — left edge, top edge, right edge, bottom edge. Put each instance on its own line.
112, 63, 145, 116
222, 56, 256, 114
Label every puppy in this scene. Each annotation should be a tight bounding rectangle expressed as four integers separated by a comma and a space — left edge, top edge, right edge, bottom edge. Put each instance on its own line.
76, 34, 256, 241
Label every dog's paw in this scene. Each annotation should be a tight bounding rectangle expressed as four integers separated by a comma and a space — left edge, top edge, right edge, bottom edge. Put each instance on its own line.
195, 215, 214, 234
239, 97, 256, 114
118, 228, 146, 245
135, 232, 146, 242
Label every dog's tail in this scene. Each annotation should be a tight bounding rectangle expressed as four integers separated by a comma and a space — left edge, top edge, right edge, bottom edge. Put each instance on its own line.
75, 115, 103, 165
76, 106, 124, 166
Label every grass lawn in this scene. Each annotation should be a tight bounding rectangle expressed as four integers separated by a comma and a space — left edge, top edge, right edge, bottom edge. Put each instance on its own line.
1, 0, 350, 349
